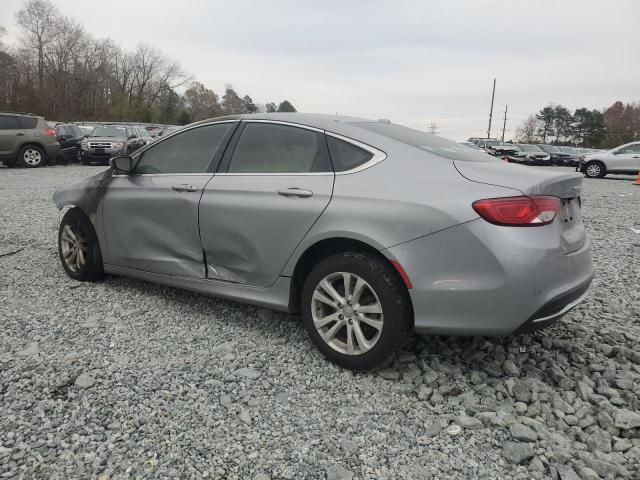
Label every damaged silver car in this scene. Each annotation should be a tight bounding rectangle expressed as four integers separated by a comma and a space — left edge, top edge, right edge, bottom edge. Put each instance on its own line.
54, 113, 594, 370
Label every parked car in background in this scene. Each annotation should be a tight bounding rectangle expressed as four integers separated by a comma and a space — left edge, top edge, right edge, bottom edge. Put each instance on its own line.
537, 144, 573, 166
55, 123, 85, 164
145, 125, 164, 137
558, 147, 581, 167
578, 141, 640, 178
53, 113, 593, 370
475, 138, 501, 149
81, 124, 147, 165
513, 144, 552, 165
486, 143, 521, 158
0, 112, 61, 168
77, 125, 95, 137
135, 126, 154, 146
158, 125, 183, 136
458, 141, 482, 150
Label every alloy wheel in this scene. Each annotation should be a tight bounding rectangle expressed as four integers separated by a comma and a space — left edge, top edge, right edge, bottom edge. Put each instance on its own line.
311, 272, 384, 355
60, 224, 87, 273
586, 164, 601, 177
23, 148, 42, 166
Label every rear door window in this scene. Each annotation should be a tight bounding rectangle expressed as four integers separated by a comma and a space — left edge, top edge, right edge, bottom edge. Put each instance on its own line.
227, 123, 332, 173
326, 135, 373, 172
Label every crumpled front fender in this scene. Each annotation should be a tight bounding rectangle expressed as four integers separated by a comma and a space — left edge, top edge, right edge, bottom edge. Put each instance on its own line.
52, 169, 114, 223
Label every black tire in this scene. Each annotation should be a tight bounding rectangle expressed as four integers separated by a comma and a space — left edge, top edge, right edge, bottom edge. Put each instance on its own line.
300, 252, 412, 370
58, 209, 105, 281
583, 161, 606, 178
18, 144, 46, 168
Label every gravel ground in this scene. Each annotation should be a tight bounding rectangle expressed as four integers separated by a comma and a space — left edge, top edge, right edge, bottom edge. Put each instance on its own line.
1, 164, 639, 480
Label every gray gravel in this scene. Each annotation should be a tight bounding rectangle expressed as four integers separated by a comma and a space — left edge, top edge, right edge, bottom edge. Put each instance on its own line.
1, 165, 639, 479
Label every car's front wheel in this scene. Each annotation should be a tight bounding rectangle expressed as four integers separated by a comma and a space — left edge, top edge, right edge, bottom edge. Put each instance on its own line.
584, 161, 606, 178
58, 209, 105, 281
301, 252, 411, 370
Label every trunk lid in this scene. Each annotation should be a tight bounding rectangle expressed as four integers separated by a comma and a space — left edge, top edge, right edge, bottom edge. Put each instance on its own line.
454, 161, 586, 253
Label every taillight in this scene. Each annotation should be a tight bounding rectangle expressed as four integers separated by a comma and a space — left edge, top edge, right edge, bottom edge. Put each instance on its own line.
472, 196, 560, 226
43, 128, 56, 137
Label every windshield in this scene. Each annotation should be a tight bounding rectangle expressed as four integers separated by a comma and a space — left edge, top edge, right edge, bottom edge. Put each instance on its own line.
518, 144, 543, 152
91, 126, 127, 137
352, 122, 499, 163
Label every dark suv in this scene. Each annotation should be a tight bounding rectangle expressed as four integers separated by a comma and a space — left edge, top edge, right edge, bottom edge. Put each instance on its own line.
81, 125, 147, 165
0, 112, 61, 167
54, 123, 85, 164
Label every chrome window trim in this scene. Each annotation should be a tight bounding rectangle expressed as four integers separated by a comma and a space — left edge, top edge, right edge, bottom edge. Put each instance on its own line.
131, 120, 239, 160
325, 131, 387, 175
112, 172, 214, 178
220, 120, 385, 176
215, 172, 333, 177
124, 119, 386, 177
241, 119, 324, 133
129, 120, 238, 175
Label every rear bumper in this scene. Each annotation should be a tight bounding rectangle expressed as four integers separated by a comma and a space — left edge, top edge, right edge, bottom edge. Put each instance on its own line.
513, 278, 592, 334
44, 143, 61, 158
383, 219, 593, 336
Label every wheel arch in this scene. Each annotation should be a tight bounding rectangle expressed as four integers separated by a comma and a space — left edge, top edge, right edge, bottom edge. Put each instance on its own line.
287, 236, 413, 321
18, 142, 48, 158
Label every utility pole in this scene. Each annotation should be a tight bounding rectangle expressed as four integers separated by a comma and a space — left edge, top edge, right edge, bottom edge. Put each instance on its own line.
501, 105, 508, 142
487, 78, 496, 139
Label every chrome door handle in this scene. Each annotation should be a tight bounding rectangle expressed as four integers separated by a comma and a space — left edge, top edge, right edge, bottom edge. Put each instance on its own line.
277, 188, 313, 198
172, 184, 198, 192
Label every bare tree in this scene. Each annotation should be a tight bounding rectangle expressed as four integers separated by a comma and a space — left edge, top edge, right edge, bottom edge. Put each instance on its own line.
15, 0, 58, 90
515, 115, 541, 143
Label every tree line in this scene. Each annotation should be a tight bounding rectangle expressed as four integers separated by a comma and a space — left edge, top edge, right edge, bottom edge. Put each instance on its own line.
515, 101, 640, 149
0, 0, 297, 125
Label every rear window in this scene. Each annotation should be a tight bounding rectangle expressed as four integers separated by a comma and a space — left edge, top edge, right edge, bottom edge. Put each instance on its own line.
326, 136, 373, 172
351, 122, 498, 163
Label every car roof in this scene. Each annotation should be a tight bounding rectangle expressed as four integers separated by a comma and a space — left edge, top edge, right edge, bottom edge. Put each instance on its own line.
190, 113, 381, 135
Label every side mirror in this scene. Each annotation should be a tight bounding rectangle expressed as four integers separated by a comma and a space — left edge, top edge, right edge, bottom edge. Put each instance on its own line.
110, 155, 134, 174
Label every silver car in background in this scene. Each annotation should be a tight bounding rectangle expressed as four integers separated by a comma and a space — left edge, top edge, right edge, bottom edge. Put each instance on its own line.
578, 141, 640, 178
53, 113, 593, 370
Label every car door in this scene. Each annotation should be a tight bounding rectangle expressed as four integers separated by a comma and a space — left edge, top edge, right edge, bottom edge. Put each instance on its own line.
611, 143, 640, 172
101, 121, 237, 277
0, 115, 22, 157
199, 121, 335, 287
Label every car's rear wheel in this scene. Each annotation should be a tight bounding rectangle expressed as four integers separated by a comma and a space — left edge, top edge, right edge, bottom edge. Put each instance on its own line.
18, 145, 46, 168
301, 252, 411, 370
58, 209, 105, 281
584, 161, 606, 178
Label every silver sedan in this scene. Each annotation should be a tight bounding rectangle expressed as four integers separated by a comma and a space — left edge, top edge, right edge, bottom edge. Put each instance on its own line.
54, 113, 593, 370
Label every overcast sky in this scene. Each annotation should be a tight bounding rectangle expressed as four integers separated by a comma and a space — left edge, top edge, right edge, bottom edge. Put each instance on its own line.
1, 0, 638, 140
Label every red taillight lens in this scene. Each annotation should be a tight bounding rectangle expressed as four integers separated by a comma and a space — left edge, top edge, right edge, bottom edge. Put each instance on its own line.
43, 127, 56, 137
472, 196, 560, 226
